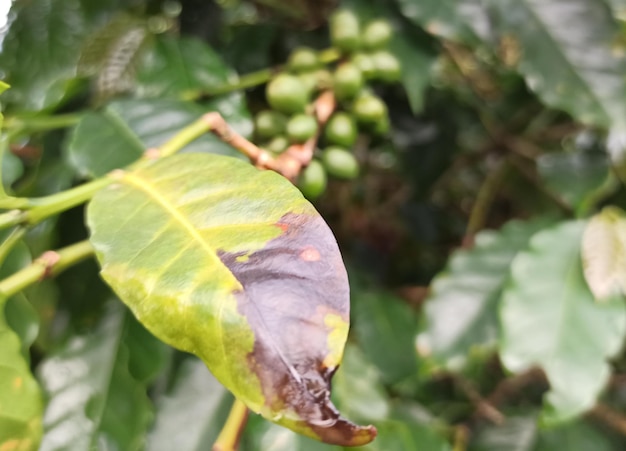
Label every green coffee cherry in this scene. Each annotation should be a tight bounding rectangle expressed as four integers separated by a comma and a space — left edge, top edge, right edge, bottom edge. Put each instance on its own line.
286, 114, 318, 143
266, 135, 290, 154
298, 71, 319, 95
298, 159, 327, 199
362, 20, 393, 50
353, 93, 387, 125
322, 146, 359, 179
266, 74, 309, 114
333, 63, 364, 100
351, 53, 377, 79
288, 47, 319, 73
371, 50, 402, 82
330, 9, 361, 53
325, 112, 357, 147
254, 110, 287, 139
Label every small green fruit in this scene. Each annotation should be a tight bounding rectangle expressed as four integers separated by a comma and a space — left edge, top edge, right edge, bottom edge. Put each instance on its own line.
333, 63, 364, 100
298, 160, 327, 199
353, 94, 387, 125
351, 53, 377, 79
266, 74, 309, 114
322, 146, 359, 179
288, 47, 319, 73
266, 135, 290, 154
362, 20, 393, 50
371, 50, 402, 82
330, 9, 361, 53
325, 112, 357, 147
286, 114, 318, 143
254, 110, 287, 139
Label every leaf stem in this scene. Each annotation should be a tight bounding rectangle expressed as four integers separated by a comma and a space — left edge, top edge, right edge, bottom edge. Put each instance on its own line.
212, 399, 249, 451
0, 240, 94, 301
0, 227, 26, 266
3, 113, 84, 134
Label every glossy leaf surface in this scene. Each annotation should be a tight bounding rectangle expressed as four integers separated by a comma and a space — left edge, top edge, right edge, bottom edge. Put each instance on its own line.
500, 221, 626, 424
147, 358, 232, 451
137, 35, 234, 98
38, 304, 152, 451
87, 153, 375, 446
488, 0, 626, 129
66, 97, 250, 177
418, 219, 548, 373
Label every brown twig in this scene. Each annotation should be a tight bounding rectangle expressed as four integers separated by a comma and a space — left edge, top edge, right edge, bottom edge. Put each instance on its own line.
455, 376, 505, 425
203, 91, 337, 181
588, 403, 626, 437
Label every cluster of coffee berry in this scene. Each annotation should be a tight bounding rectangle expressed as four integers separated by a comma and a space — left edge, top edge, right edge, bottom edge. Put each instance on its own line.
253, 10, 401, 199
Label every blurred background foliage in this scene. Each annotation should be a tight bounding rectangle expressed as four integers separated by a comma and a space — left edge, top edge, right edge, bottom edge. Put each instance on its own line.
2, 0, 626, 449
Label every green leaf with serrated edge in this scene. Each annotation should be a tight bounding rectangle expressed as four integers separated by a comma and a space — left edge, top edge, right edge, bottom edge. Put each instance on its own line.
500, 220, 626, 425
0, 308, 43, 451
38, 303, 152, 451
87, 153, 376, 446
394, 0, 490, 41
0, 0, 86, 111
537, 151, 610, 213
332, 344, 389, 424
136, 35, 234, 98
147, 357, 233, 451
66, 96, 250, 178
487, 0, 626, 129
417, 219, 550, 373
582, 207, 626, 302
351, 287, 418, 385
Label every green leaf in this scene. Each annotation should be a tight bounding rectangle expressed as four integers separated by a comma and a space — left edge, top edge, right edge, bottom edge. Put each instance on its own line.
0, 0, 87, 111
66, 97, 250, 178
241, 415, 340, 451
5, 296, 39, 362
332, 344, 389, 424
499, 221, 626, 425
534, 419, 614, 451
470, 414, 538, 451
351, 289, 418, 385
488, 0, 626, 129
0, 307, 43, 451
38, 303, 153, 451
136, 35, 234, 98
87, 153, 376, 446
537, 150, 610, 213
147, 357, 233, 451
125, 314, 169, 384
389, 35, 433, 115
418, 219, 549, 373
394, 0, 490, 41
581, 207, 626, 301
605, 0, 626, 19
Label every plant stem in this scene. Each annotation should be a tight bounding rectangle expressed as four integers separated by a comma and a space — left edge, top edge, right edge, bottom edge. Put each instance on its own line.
213, 399, 249, 451
0, 240, 94, 300
3, 113, 84, 134
0, 227, 26, 266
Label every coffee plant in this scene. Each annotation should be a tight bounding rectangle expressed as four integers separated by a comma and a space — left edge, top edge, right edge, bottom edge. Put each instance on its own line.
2, 0, 626, 450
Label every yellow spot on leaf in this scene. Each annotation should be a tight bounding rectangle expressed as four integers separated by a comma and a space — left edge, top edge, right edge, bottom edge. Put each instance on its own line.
12, 377, 22, 390
323, 313, 349, 369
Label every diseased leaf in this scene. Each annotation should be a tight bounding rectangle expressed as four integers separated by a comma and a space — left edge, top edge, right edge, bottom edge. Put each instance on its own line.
488, 0, 626, 129
417, 219, 549, 373
136, 35, 234, 98
500, 221, 626, 425
147, 358, 233, 451
38, 304, 153, 451
582, 207, 626, 301
66, 97, 250, 178
0, 307, 43, 451
87, 153, 376, 446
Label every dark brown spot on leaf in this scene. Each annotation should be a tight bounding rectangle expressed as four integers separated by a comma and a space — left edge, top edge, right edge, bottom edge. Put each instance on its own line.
219, 212, 375, 446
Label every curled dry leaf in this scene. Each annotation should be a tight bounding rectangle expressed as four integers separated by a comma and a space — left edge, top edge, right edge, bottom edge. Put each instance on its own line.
582, 206, 626, 302
86, 153, 376, 446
